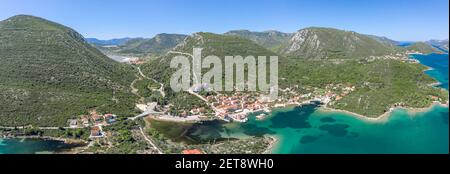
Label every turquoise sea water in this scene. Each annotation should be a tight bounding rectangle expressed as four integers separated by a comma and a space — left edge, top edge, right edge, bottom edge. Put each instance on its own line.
0, 138, 77, 154
220, 104, 448, 154
411, 53, 449, 89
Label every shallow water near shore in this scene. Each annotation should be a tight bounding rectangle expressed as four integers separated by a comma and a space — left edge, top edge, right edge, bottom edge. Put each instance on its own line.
245, 105, 448, 154
148, 103, 448, 154
0, 138, 78, 154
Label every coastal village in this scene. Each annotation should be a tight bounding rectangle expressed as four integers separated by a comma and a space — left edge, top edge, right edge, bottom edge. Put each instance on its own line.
62, 81, 362, 153
144, 52, 448, 124
66, 110, 117, 139
132, 82, 360, 124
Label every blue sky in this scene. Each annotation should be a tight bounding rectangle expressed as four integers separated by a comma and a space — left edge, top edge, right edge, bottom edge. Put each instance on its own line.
0, 0, 448, 41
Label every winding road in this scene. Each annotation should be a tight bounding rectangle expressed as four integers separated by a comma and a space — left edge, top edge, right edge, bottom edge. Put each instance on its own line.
137, 67, 165, 97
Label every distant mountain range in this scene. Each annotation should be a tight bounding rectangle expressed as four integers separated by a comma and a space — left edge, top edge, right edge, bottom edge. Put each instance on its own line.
224, 28, 448, 59
86, 37, 134, 46
118, 33, 187, 55
224, 30, 293, 52
87, 34, 187, 57
366, 35, 400, 46
89, 28, 447, 59
426, 39, 449, 52
279, 27, 405, 59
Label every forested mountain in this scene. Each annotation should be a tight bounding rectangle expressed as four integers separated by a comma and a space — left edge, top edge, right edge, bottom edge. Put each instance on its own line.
0, 15, 137, 126
406, 42, 444, 54
278, 27, 402, 59
366, 35, 400, 46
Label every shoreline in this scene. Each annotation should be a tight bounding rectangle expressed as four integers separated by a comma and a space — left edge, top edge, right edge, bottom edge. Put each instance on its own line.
260, 101, 448, 153
0, 135, 89, 154
320, 102, 448, 122
0, 135, 87, 144
409, 54, 445, 87
263, 136, 278, 154
0, 134, 88, 146
2, 99, 447, 153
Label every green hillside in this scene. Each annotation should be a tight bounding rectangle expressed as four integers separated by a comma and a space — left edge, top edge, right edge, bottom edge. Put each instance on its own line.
142, 32, 279, 83
140, 32, 280, 114
366, 35, 400, 46
279, 27, 402, 59
406, 42, 444, 54
0, 15, 137, 126
280, 58, 448, 117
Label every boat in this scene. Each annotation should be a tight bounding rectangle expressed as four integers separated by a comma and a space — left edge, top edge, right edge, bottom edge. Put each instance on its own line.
223, 115, 232, 122
256, 113, 266, 120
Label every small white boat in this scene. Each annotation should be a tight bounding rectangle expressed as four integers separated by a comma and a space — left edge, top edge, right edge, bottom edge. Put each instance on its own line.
256, 113, 266, 120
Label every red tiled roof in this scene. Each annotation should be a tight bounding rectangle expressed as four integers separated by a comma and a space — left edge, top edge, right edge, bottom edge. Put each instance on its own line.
182, 149, 203, 154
